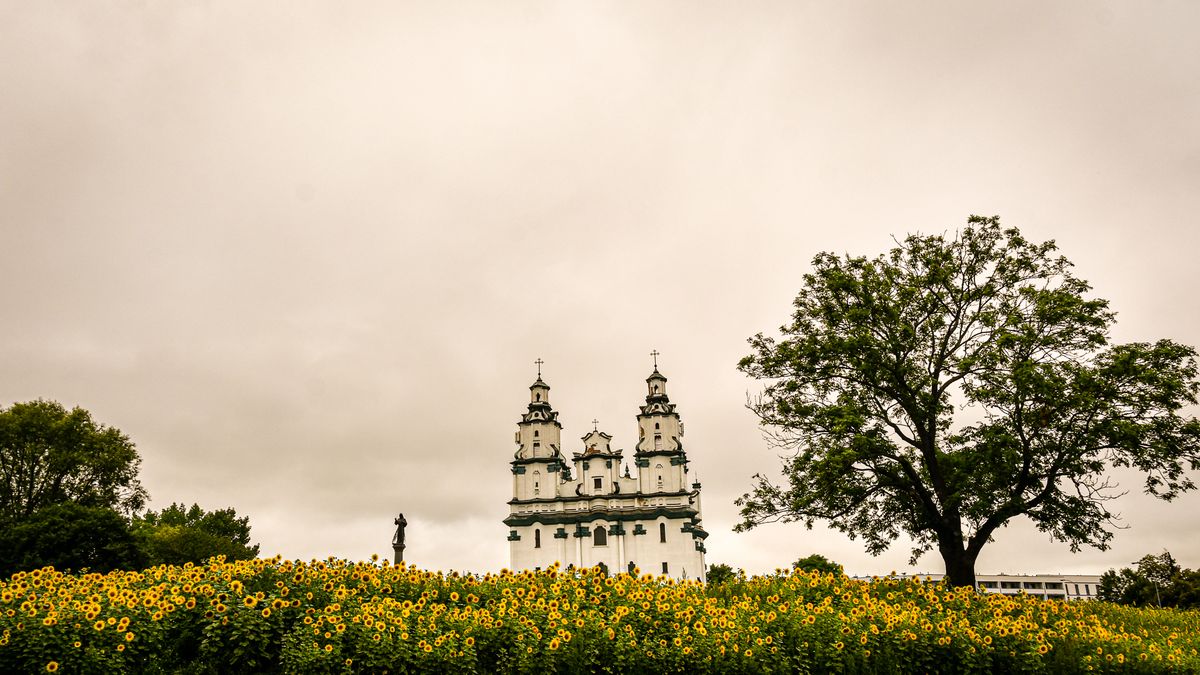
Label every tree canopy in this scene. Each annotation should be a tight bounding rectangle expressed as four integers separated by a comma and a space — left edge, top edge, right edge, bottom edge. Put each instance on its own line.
0, 503, 146, 576
0, 399, 146, 521
1097, 552, 1200, 609
737, 217, 1200, 587
133, 502, 260, 566
793, 554, 844, 577
706, 563, 739, 586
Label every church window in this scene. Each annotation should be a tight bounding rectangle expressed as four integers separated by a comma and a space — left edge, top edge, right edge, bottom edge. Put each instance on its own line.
662, 561, 669, 574
536, 393, 541, 401
654, 434, 662, 450
594, 527, 607, 546
534, 430, 539, 437
659, 523, 667, 542
534, 529, 541, 548
655, 422, 660, 430
593, 477, 602, 490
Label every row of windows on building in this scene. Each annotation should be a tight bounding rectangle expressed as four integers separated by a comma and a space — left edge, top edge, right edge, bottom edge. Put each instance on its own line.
533, 561, 676, 575
531, 468, 667, 495
977, 580, 1094, 596
520, 522, 671, 549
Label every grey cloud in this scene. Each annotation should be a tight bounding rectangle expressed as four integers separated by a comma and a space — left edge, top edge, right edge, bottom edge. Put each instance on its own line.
2, 1, 1198, 574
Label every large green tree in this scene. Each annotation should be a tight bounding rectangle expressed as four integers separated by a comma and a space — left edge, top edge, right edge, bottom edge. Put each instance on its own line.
134, 502, 260, 566
0, 400, 146, 521
737, 217, 1200, 588
1097, 552, 1200, 609
0, 503, 146, 575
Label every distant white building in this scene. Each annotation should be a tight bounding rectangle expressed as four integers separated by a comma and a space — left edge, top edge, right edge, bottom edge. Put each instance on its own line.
882, 573, 1103, 601
504, 363, 707, 581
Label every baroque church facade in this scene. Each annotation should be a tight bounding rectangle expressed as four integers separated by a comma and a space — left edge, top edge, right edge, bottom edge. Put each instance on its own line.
504, 363, 708, 581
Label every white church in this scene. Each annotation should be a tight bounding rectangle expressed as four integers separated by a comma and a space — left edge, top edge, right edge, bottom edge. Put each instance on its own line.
504, 360, 708, 581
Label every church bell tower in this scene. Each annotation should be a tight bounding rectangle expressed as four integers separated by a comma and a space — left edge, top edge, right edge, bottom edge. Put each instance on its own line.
511, 359, 564, 502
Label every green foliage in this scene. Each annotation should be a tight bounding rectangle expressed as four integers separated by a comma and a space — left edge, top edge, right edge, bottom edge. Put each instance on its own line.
705, 563, 740, 585
0, 502, 145, 575
1098, 552, 1200, 609
792, 554, 843, 576
0, 401, 260, 577
0, 399, 146, 520
737, 217, 1200, 587
134, 502, 260, 566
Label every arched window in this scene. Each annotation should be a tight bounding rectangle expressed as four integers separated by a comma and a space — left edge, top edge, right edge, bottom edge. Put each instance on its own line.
536, 393, 541, 401
594, 526, 608, 547
534, 430, 539, 437
655, 422, 660, 430
654, 434, 663, 450
659, 523, 667, 543
533, 471, 541, 495
534, 529, 541, 548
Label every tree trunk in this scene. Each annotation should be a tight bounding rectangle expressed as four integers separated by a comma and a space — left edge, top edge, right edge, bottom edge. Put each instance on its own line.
940, 542, 978, 588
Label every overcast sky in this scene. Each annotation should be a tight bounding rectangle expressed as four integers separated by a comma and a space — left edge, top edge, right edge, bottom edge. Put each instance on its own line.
2, 1, 1198, 577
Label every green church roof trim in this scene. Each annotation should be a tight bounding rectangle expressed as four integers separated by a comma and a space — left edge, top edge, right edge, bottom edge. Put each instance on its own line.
508, 488, 694, 506
503, 505, 700, 528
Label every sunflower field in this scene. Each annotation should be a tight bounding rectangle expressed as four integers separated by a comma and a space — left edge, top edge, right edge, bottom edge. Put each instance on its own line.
2, 556, 1197, 674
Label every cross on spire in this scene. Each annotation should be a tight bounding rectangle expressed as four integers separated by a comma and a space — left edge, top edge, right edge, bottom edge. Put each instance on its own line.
650, 349, 660, 369
534, 358, 544, 378
592, 418, 599, 431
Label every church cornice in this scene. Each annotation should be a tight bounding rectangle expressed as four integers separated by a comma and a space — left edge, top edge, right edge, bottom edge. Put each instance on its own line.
510, 456, 563, 467
503, 505, 699, 528
633, 450, 685, 460
508, 488, 694, 506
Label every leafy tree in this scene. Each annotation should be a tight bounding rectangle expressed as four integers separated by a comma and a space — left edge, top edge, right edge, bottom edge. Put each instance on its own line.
133, 502, 259, 566
793, 553, 844, 576
0, 502, 145, 575
706, 563, 739, 585
1098, 552, 1200, 609
0, 400, 146, 521
737, 217, 1200, 587
1173, 568, 1200, 608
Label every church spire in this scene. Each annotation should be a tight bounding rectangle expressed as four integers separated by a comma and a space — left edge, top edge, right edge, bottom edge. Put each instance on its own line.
526, 358, 553, 416
516, 359, 562, 463
636, 352, 683, 458
641, 351, 673, 414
